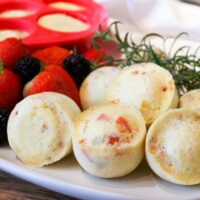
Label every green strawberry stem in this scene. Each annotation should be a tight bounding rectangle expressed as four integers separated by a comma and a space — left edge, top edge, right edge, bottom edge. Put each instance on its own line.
0, 60, 3, 75
73, 47, 77, 55
40, 62, 45, 72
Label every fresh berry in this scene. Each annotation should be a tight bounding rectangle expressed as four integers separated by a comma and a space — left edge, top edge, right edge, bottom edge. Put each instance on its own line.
0, 38, 28, 70
63, 54, 91, 87
14, 57, 41, 85
32, 46, 71, 66
23, 65, 80, 106
82, 48, 106, 66
0, 109, 9, 144
0, 63, 22, 110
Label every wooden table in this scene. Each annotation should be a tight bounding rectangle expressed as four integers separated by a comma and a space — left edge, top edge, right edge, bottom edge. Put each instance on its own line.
0, 170, 76, 200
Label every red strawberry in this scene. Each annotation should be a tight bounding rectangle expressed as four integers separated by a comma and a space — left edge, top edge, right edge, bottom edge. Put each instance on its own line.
0, 38, 28, 70
82, 48, 106, 67
0, 63, 22, 110
23, 65, 80, 106
32, 46, 71, 66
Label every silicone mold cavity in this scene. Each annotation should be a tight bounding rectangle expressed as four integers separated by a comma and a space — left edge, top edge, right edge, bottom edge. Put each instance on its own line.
0, 0, 108, 50
0, 1, 42, 18
37, 13, 90, 33
46, 0, 86, 11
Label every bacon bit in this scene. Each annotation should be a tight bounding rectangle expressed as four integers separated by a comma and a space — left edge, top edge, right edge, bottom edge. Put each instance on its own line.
125, 139, 130, 143
122, 138, 130, 143
114, 147, 124, 156
149, 137, 157, 154
116, 116, 132, 134
110, 99, 120, 104
115, 151, 123, 156
168, 80, 173, 91
140, 101, 150, 109
57, 141, 64, 148
97, 113, 110, 121
150, 144, 156, 154
79, 139, 85, 144
130, 134, 134, 139
41, 123, 49, 133
15, 111, 19, 116
162, 86, 167, 92
107, 136, 119, 145
132, 70, 139, 75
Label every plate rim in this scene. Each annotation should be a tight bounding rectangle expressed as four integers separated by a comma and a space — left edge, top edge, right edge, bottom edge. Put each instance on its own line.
1, 18, 200, 200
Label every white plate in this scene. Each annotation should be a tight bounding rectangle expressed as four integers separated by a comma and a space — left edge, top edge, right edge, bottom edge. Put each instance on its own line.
1, 20, 200, 200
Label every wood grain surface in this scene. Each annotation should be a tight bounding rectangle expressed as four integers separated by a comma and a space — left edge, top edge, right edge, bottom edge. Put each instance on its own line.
0, 170, 77, 200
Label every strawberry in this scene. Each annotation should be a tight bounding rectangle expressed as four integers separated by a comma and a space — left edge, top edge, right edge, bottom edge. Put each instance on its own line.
82, 48, 106, 67
32, 46, 71, 66
0, 38, 28, 70
0, 62, 22, 110
23, 65, 80, 106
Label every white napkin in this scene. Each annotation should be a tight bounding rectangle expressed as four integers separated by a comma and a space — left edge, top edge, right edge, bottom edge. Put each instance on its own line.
96, 0, 200, 41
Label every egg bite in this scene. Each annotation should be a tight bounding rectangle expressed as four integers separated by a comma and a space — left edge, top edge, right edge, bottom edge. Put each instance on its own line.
7, 92, 81, 167
106, 63, 178, 125
73, 103, 146, 178
146, 109, 200, 185
80, 66, 121, 110
179, 89, 200, 111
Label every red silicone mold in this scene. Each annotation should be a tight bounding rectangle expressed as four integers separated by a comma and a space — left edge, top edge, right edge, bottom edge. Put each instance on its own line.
0, 0, 108, 51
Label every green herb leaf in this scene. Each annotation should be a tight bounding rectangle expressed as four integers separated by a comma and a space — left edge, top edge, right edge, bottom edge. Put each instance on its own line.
90, 21, 200, 95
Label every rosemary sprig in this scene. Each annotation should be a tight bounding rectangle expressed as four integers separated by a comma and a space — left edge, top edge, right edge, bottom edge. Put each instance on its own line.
91, 21, 200, 95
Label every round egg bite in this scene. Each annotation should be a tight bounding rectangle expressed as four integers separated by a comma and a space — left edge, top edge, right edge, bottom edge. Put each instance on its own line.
106, 63, 178, 125
80, 66, 121, 110
179, 89, 200, 111
146, 109, 200, 185
73, 103, 146, 178
8, 92, 81, 167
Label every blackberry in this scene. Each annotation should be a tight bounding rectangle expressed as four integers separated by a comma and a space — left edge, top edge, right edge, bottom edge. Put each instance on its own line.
0, 109, 9, 144
63, 54, 91, 87
14, 57, 41, 84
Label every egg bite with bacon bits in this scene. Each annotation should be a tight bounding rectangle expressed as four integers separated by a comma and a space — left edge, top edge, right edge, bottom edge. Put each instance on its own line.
72, 103, 146, 178
146, 109, 200, 185
106, 63, 178, 125
80, 66, 121, 110
179, 89, 200, 111
7, 92, 81, 167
